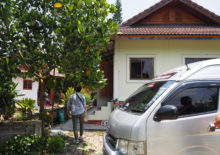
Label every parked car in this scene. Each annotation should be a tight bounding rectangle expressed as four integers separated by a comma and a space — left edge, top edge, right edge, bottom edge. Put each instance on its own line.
103, 59, 220, 155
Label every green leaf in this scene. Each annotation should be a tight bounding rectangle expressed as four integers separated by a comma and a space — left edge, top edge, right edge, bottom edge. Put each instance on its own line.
77, 20, 83, 33
5, 57, 9, 64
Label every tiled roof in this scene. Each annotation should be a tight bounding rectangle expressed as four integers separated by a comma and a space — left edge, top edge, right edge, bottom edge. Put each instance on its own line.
118, 25, 220, 35
121, 0, 220, 26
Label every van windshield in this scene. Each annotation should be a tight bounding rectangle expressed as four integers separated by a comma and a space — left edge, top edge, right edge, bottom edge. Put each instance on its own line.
122, 81, 175, 113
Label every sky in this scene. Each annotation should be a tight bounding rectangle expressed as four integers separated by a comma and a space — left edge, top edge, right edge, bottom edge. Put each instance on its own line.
107, 0, 220, 22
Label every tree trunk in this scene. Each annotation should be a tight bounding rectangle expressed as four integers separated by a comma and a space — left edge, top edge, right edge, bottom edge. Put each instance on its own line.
39, 79, 46, 134
50, 88, 55, 127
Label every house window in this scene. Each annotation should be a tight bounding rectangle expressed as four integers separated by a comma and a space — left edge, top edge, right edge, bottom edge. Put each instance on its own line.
185, 58, 213, 64
23, 80, 32, 90
130, 58, 154, 80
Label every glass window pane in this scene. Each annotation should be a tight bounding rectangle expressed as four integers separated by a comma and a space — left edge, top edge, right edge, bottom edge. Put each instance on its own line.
123, 81, 172, 113
28, 81, 32, 89
142, 58, 154, 79
130, 58, 142, 79
23, 80, 32, 90
130, 58, 154, 80
164, 87, 218, 116
185, 58, 213, 64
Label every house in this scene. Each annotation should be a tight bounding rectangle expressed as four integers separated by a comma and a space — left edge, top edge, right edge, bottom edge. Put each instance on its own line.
99, 0, 220, 105
13, 68, 63, 109
13, 77, 39, 108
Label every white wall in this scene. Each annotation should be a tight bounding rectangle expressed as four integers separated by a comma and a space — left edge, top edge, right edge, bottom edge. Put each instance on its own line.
114, 39, 220, 101
13, 77, 39, 108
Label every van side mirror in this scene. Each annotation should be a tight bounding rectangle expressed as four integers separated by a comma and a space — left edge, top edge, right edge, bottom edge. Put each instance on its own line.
154, 105, 178, 121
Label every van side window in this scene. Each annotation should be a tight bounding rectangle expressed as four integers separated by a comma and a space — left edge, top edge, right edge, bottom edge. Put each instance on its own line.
163, 87, 218, 116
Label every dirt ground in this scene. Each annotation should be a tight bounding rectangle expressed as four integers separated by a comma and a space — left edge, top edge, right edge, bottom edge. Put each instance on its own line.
61, 131, 104, 155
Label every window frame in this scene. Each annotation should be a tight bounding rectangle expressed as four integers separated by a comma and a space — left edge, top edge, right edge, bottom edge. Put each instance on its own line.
182, 55, 220, 65
23, 79, 33, 90
161, 80, 219, 118
127, 55, 155, 83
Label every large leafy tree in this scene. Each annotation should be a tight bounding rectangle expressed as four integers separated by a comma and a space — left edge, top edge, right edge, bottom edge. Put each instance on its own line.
10, 0, 63, 129
59, 0, 117, 90
0, 1, 20, 119
1, 0, 117, 129
113, 0, 122, 24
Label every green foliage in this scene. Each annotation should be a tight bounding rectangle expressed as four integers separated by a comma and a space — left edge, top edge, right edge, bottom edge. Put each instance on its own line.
113, 0, 123, 24
16, 98, 35, 119
13, 111, 25, 121
83, 93, 92, 104
43, 111, 53, 126
0, 78, 18, 120
47, 135, 65, 153
2, 134, 47, 155
60, 87, 74, 105
0, 0, 117, 123
11, 0, 63, 79
59, 0, 117, 90
81, 89, 92, 104
61, 87, 92, 104
0, 1, 22, 120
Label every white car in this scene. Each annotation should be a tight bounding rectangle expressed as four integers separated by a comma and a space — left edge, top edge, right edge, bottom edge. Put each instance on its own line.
103, 59, 220, 155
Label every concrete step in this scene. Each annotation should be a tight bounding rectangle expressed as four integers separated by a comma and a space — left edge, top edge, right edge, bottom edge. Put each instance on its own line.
87, 102, 112, 121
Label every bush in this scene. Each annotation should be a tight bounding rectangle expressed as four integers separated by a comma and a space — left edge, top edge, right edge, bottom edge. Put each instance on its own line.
81, 88, 92, 104
60, 87, 74, 105
0, 80, 18, 120
12, 111, 24, 121
43, 111, 53, 126
47, 135, 65, 153
16, 98, 35, 119
61, 87, 93, 105
2, 134, 47, 155
83, 93, 91, 104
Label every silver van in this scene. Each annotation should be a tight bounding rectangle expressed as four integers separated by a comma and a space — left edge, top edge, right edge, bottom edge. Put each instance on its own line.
103, 59, 220, 155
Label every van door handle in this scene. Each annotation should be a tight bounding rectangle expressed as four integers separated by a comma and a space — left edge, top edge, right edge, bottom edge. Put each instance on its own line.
208, 123, 216, 132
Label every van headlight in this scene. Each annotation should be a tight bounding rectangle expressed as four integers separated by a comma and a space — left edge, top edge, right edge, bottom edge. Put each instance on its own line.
116, 139, 145, 155
116, 139, 128, 154
128, 141, 145, 155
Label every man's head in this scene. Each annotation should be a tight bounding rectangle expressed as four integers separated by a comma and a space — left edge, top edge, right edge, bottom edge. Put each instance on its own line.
181, 96, 192, 106
74, 86, 82, 92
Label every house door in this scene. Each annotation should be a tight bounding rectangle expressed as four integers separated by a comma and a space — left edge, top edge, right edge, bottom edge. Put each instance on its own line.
146, 81, 220, 155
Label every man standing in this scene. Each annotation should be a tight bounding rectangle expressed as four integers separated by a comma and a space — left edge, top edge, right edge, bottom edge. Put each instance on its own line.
67, 86, 86, 144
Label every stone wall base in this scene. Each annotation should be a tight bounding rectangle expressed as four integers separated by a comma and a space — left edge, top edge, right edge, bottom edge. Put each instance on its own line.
0, 120, 42, 143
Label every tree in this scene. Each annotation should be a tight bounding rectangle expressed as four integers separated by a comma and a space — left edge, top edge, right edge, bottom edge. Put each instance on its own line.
59, 0, 117, 90
9, 0, 63, 130
113, 0, 123, 24
0, 0, 20, 119
1, 0, 117, 131
0, 58, 19, 120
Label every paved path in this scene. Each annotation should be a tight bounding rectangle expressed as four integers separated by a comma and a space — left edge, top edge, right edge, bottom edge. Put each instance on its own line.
50, 117, 106, 154
52, 107, 107, 133
52, 118, 107, 134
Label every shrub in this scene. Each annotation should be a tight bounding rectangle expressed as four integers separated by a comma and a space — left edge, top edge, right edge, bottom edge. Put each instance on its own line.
12, 111, 24, 121
81, 89, 92, 104
2, 134, 47, 155
61, 87, 93, 105
16, 98, 35, 119
43, 111, 53, 126
0, 80, 18, 120
47, 135, 65, 153
60, 87, 74, 105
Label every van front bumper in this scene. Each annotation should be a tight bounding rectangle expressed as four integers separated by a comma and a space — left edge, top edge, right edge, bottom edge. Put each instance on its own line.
103, 133, 122, 155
